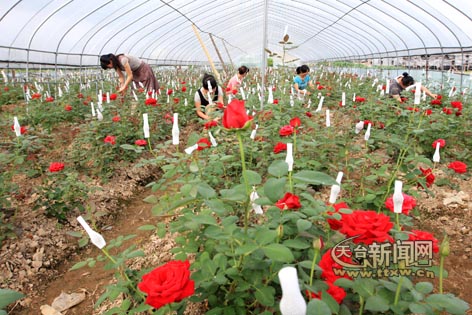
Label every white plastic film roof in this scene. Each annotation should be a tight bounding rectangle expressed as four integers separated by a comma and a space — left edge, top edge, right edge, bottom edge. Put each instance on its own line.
1, 0, 472, 67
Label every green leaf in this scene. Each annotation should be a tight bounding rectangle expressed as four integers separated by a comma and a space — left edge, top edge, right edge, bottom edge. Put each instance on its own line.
69, 260, 88, 271
409, 303, 427, 314
138, 225, 156, 231
283, 238, 310, 249
293, 170, 337, 186
234, 243, 258, 255
143, 195, 158, 204
364, 295, 390, 312
307, 298, 331, 315
0, 310, 7, 315
263, 178, 286, 203
254, 285, 275, 306
0, 289, 25, 309
66, 231, 83, 238
268, 160, 288, 177
334, 278, 354, 289
262, 244, 294, 262
296, 219, 312, 232
243, 170, 262, 185
425, 294, 470, 314
255, 229, 277, 245
197, 182, 217, 199
415, 282, 434, 294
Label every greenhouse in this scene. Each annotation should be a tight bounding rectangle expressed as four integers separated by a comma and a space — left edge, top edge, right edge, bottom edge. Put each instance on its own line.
0, 0, 471, 314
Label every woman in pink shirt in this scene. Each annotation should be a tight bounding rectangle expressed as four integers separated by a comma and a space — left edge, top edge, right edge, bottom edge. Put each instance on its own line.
226, 66, 249, 95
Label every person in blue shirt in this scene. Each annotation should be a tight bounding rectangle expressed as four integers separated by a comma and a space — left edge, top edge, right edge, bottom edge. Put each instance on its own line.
293, 65, 314, 96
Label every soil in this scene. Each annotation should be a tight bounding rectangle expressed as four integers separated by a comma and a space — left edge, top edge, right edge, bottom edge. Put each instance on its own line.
1, 111, 471, 315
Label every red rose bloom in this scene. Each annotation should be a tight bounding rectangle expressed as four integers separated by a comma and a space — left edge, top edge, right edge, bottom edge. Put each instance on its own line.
112, 116, 121, 122
431, 99, 442, 105
167, 89, 173, 95
339, 210, 394, 245
77, 93, 84, 98
306, 281, 346, 304
104, 135, 116, 145
273, 142, 287, 154
11, 125, 27, 135
135, 139, 147, 146
419, 167, 435, 188
45, 96, 54, 102
275, 192, 301, 210
451, 101, 462, 111
173, 98, 179, 104
306, 111, 312, 117
273, 99, 279, 104
217, 102, 225, 109
442, 107, 453, 115
279, 125, 294, 136
408, 230, 439, 253
64, 105, 72, 111
32, 93, 41, 99
49, 162, 65, 172
138, 260, 194, 309
424, 109, 432, 116
181, 86, 187, 92
432, 139, 446, 149
204, 120, 218, 129
196, 138, 211, 151
222, 99, 251, 130
145, 98, 157, 106
290, 117, 301, 128
354, 96, 366, 102
319, 249, 354, 283
110, 93, 117, 100
385, 193, 417, 215
326, 202, 350, 231
448, 161, 467, 174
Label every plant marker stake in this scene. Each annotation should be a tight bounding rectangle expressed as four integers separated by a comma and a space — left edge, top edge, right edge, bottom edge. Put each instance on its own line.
240, 87, 246, 100
1, 70, 7, 83
267, 86, 274, 104
209, 131, 217, 147
386, 78, 390, 94
143, 113, 150, 139
132, 90, 138, 101
278, 266, 306, 315
329, 171, 344, 203
132, 82, 137, 90
355, 120, 364, 134
250, 124, 258, 140
96, 108, 103, 121
90, 102, 96, 117
207, 80, 213, 105
307, 98, 312, 108
172, 113, 179, 145
285, 143, 293, 171
352, 93, 356, 102
316, 96, 324, 112
13, 117, 21, 137
414, 82, 422, 105
433, 142, 440, 162
325, 109, 331, 127
184, 144, 198, 155
250, 188, 263, 214
342, 91, 346, 106
106, 92, 110, 103
77, 216, 106, 249
364, 123, 372, 141
393, 180, 404, 214
184, 98, 188, 106
448, 86, 454, 98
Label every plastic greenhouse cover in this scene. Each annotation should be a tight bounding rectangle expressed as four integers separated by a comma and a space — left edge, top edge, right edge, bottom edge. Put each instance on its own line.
0, 0, 471, 67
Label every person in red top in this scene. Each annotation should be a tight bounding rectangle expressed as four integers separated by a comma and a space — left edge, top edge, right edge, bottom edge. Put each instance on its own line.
226, 66, 249, 95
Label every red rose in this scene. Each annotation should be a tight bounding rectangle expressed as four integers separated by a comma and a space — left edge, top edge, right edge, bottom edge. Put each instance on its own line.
424, 109, 432, 116
354, 96, 365, 102
431, 99, 442, 105
222, 99, 251, 130
275, 192, 301, 210
319, 249, 354, 283
456, 111, 462, 117
306, 111, 312, 117
339, 210, 393, 245
110, 93, 117, 100
432, 139, 446, 149
138, 260, 194, 309
104, 135, 116, 145
64, 105, 72, 111
197, 138, 211, 151
306, 281, 346, 304
135, 139, 147, 146
448, 161, 467, 174
408, 230, 439, 253
217, 102, 225, 109
451, 101, 462, 111
273, 99, 279, 104
442, 107, 453, 115
204, 120, 218, 129
45, 96, 54, 102
11, 125, 27, 135
181, 86, 187, 92
419, 167, 435, 188
173, 98, 179, 104
436, 95, 442, 100
273, 142, 287, 154
49, 162, 65, 172
290, 117, 301, 128
326, 202, 350, 231
279, 125, 294, 136
167, 89, 173, 95
145, 98, 157, 106
317, 85, 325, 90
77, 93, 84, 98
32, 93, 41, 99
112, 116, 121, 122
385, 193, 417, 215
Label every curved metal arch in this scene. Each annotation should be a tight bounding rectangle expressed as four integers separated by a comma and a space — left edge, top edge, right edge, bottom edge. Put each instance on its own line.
137, 0, 249, 61
26, 0, 73, 81
269, 2, 383, 59
96, 1, 170, 57
0, 0, 22, 23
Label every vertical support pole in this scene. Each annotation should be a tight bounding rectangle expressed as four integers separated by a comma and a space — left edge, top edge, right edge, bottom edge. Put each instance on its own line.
192, 24, 220, 82
222, 39, 234, 69
260, 0, 269, 111
209, 33, 227, 76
